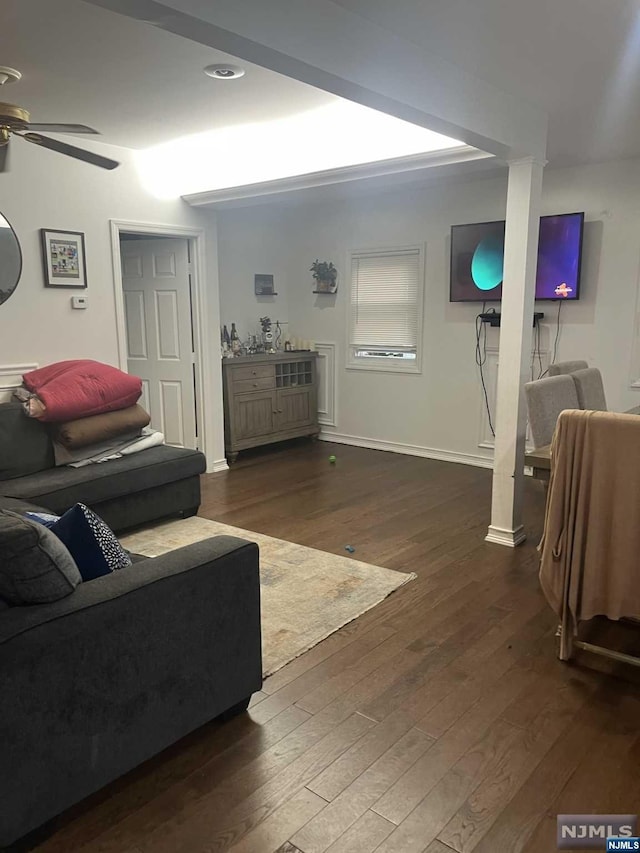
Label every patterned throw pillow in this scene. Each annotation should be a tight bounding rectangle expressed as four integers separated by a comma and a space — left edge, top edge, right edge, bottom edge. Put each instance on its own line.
48, 503, 132, 581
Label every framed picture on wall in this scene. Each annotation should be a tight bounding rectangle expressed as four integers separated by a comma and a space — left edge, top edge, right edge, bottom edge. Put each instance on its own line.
40, 229, 87, 288
254, 273, 276, 296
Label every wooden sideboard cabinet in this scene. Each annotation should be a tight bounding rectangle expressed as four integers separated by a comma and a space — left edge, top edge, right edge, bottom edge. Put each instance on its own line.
222, 352, 320, 463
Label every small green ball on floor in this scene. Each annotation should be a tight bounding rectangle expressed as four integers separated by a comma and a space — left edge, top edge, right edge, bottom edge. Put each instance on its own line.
329, 455, 336, 464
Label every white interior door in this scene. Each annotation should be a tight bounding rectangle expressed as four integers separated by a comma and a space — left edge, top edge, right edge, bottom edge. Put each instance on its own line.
120, 237, 197, 449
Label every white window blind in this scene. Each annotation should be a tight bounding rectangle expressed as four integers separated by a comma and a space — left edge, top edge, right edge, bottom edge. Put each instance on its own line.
350, 248, 421, 352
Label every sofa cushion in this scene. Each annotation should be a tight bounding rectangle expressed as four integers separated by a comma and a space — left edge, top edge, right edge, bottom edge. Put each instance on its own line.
0, 402, 54, 480
0, 496, 51, 515
0, 511, 81, 604
0, 445, 206, 513
47, 503, 132, 581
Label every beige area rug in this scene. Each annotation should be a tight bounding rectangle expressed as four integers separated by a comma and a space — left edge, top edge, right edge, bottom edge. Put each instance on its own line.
121, 517, 416, 677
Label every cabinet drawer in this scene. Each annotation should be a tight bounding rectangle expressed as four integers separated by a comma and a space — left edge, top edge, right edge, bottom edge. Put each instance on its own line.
234, 377, 275, 394
232, 364, 275, 381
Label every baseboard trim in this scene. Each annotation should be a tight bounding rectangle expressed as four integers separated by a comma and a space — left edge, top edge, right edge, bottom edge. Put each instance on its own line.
485, 524, 527, 548
318, 430, 494, 470
210, 458, 229, 473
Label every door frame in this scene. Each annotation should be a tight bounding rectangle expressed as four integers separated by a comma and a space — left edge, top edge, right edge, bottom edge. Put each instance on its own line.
110, 219, 221, 471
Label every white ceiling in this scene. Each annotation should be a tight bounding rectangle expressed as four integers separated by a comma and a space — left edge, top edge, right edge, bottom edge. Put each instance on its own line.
333, 0, 640, 165
2, 0, 639, 173
0, 0, 339, 149
0, 0, 470, 196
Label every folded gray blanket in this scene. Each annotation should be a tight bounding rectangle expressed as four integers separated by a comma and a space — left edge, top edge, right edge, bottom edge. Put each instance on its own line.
53, 432, 141, 466
55, 428, 165, 467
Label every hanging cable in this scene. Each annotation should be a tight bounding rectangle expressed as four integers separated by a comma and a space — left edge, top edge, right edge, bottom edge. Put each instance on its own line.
534, 317, 544, 379
537, 320, 543, 379
475, 302, 495, 437
552, 299, 563, 365
538, 300, 563, 378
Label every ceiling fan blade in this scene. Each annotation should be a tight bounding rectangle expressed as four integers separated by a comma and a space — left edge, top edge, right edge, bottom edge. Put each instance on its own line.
25, 123, 100, 135
20, 133, 119, 170
0, 144, 8, 173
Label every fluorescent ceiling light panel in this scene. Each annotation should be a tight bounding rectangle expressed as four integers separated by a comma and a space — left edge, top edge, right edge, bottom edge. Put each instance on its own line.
136, 99, 465, 199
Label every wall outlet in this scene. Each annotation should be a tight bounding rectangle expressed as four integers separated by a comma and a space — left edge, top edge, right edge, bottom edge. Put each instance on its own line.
71, 295, 88, 309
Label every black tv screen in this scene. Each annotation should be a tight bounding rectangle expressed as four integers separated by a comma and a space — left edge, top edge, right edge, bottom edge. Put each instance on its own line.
450, 212, 584, 302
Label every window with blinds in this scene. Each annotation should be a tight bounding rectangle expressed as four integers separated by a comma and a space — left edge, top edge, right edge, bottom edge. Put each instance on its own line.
348, 245, 424, 371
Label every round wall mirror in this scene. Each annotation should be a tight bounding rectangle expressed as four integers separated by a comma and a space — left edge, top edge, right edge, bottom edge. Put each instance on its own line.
0, 212, 22, 306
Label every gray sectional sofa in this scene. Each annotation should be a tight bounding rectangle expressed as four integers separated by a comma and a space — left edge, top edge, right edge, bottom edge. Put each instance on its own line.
0, 514, 262, 847
0, 401, 206, 532
0, 403, 264, 847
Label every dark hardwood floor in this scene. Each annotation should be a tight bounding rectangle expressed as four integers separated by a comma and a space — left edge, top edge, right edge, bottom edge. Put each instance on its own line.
28, 440, 640, 853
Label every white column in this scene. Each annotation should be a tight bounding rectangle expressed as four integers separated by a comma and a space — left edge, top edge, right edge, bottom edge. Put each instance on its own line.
486, 156, 545, 547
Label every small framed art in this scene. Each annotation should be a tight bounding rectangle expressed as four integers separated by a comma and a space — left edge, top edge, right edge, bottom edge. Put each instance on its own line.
41, 229, 87, 288
254, 273, 276, 296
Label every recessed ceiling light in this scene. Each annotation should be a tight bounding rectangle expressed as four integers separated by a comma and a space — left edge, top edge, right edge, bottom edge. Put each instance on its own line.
203, 64, 245, 80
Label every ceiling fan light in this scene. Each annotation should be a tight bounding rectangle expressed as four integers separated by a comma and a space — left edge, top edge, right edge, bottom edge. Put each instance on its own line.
203, 64, 245, 80
0, 67, 22, 86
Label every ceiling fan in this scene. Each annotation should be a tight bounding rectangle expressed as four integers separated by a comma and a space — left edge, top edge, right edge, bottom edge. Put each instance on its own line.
0, 66, 119, 172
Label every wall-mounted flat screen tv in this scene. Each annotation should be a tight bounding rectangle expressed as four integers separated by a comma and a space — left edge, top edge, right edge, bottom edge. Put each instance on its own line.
450, 212, 584, 302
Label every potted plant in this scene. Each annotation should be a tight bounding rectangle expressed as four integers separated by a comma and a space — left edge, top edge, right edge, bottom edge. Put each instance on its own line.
310, 259, 338, 293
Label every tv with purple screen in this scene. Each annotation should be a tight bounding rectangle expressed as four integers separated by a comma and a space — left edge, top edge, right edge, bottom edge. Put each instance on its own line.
450, 212, 584, 302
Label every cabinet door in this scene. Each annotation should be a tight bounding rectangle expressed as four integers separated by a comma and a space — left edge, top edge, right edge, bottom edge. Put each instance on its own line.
233, 391, 277, 440
276, 387, 315, 431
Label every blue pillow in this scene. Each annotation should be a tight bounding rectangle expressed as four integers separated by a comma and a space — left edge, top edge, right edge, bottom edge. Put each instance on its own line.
48, 503, 132, 581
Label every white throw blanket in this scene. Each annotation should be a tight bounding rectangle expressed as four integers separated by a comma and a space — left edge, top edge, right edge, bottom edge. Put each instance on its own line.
68, 428, 165, 467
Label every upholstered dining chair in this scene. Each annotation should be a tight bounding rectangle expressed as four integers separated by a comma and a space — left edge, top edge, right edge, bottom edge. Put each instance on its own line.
571, 367, 607, 411
547, 360, 588, 376
524, 375, 580, 448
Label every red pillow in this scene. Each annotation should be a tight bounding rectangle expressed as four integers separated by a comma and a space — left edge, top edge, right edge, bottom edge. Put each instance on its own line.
23, 360, 142, 422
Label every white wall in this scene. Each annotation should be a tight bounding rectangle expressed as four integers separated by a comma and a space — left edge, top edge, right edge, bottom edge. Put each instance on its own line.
218, 206, 292, 345
216, 158, 640, 465
0, 140, 225, 465
540, 161, 640, 406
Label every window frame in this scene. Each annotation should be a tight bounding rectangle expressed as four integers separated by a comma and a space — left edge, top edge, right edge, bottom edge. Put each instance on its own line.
346, 243, 425, 374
